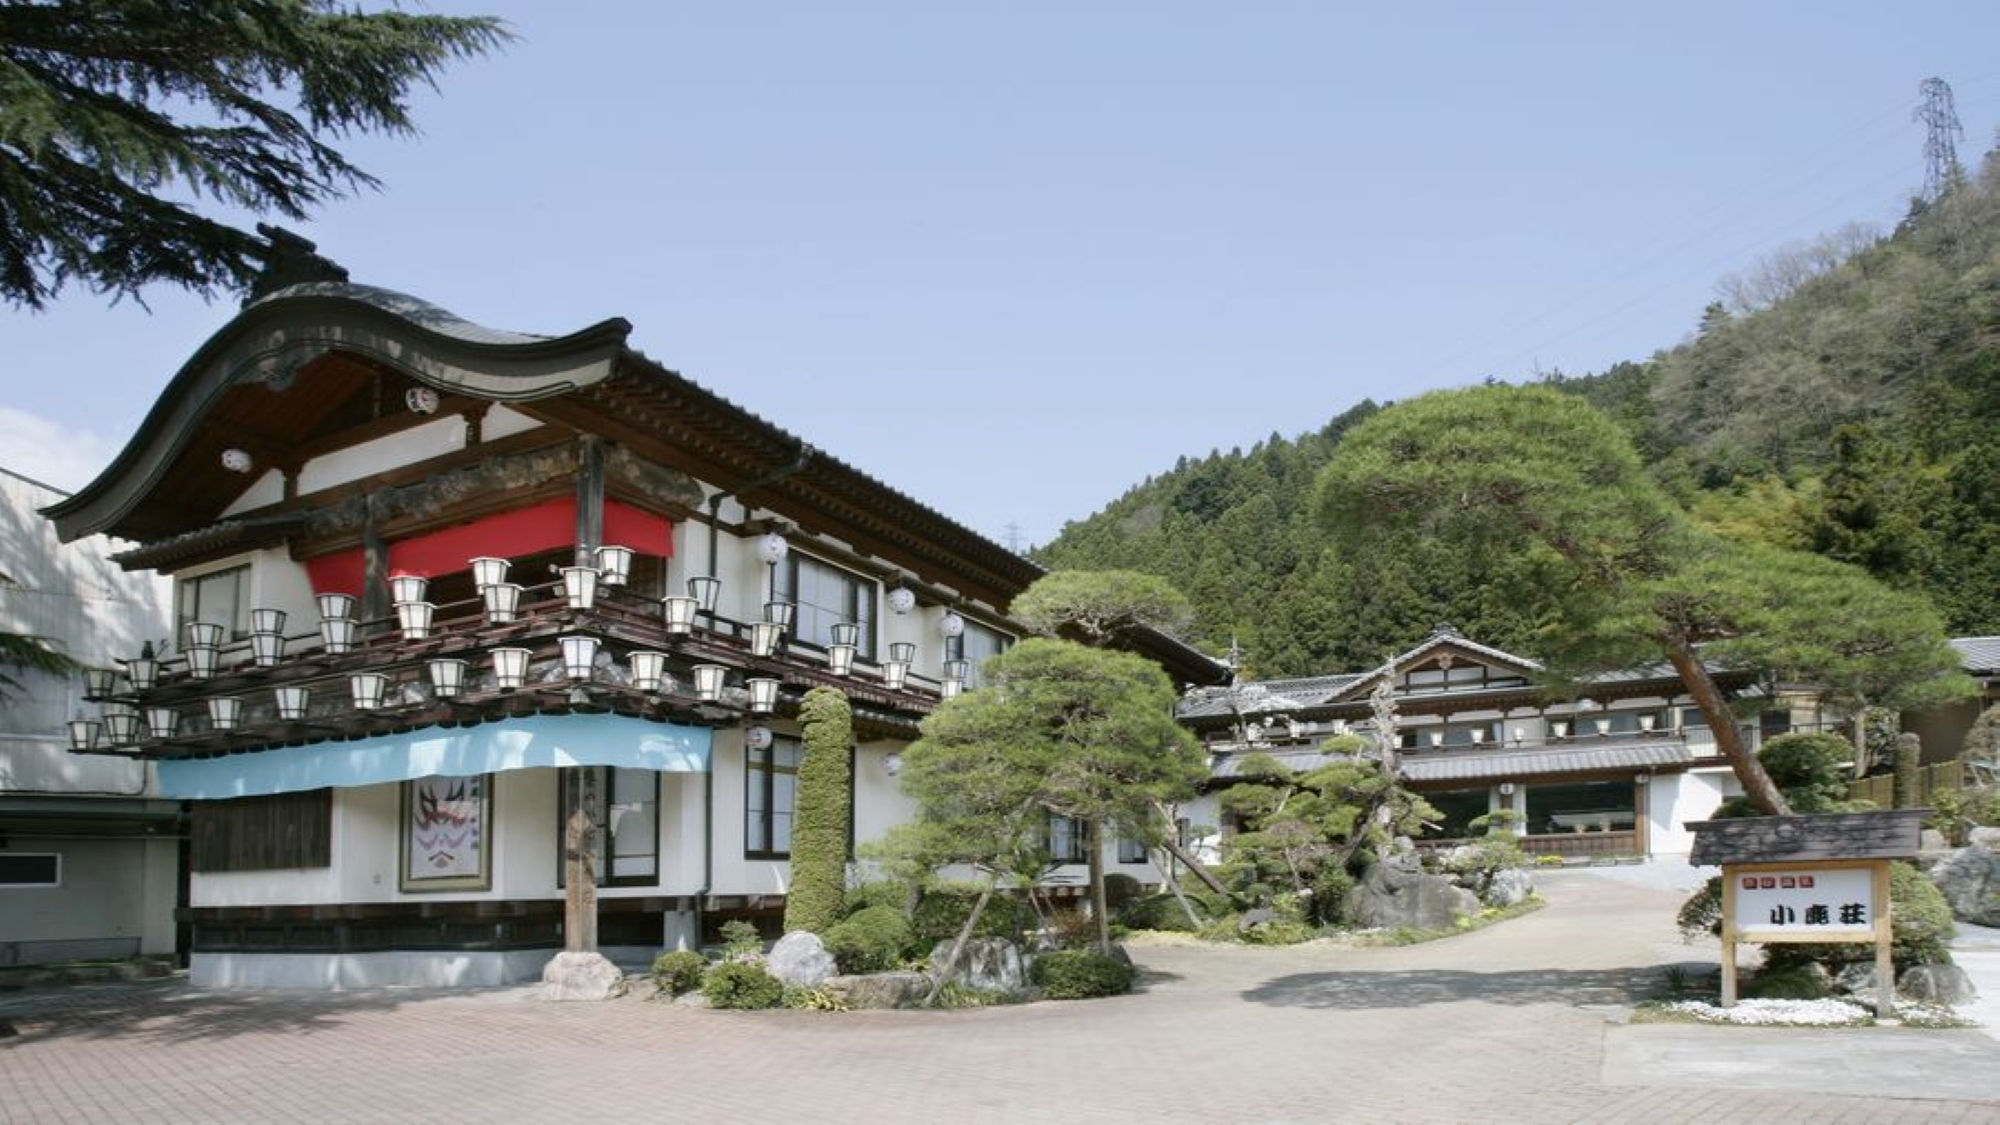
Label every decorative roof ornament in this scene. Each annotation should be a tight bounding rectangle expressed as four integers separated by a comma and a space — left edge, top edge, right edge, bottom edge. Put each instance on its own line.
244, 224, 349, 303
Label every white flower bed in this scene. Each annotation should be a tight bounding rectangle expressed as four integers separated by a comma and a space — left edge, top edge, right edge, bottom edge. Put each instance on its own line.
1663, 998, 1872, 1025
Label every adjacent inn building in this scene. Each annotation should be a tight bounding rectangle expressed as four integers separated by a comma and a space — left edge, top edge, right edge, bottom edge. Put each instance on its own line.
0, 468, 178, 967
41, 250, 1220, 988
1176, 626, 1804, 862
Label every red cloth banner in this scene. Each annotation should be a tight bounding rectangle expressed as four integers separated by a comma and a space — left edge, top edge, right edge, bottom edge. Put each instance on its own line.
304, 498, 673, 595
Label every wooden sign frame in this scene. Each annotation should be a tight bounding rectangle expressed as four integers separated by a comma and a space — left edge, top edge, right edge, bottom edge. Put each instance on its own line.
1719, 857, 1894, 1017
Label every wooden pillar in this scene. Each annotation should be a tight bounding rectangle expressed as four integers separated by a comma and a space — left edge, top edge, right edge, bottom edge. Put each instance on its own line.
575, 436, 605, 566
361, 493, 390, 626
1873, 861, 1894, 1019
563, 768, 602, 953
1719, 871, 1739, 1007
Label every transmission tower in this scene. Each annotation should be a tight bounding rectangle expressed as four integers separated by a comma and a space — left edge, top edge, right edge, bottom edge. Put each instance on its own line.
1914, 77, 1965, 204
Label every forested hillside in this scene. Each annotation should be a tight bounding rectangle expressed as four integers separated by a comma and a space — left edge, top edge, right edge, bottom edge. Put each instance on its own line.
1034, 151, 2000, 678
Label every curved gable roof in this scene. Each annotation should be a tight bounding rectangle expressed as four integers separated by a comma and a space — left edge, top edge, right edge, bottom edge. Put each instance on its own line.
43, 284, 632, 543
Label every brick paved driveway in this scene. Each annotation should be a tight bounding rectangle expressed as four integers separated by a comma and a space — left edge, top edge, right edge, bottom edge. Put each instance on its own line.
3, 871, 1996, 1124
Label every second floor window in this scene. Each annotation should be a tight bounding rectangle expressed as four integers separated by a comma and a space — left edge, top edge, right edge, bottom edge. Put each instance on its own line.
949, 619, 1012, 687
774, 554, 877, 659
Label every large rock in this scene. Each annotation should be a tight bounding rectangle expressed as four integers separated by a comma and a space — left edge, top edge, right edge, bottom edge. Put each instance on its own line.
1928, 844, 2000, 927
1899, 964, 1978, 1007
767, 931, 838, 987
538, 951, 627, 1001
823, 971, 931, 1009
1345, 851, 1481, 931
1970, 826, 2000, 849
1483, 868, 1537, 908
928, 937, 1025, 993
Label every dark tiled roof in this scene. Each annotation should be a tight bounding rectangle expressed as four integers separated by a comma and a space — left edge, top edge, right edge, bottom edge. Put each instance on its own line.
1400, 739, 1693, 783
252, 283, 549, 346
1687, 809, 1928, 866
1208, 737, 1692, 783
1177, 674, 1368, 719
1952, 636, 2000, 675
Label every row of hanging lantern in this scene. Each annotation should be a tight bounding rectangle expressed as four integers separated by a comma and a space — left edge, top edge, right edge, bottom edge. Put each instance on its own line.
71, 543, 957, 752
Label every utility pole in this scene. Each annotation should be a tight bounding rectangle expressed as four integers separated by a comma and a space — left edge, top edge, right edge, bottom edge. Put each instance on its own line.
1914, 77, 1965, 205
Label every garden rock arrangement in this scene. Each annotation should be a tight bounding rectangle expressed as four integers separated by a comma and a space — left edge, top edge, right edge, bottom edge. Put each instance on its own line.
929, 937, 1026, 992
1926, 836, 2000, 928
1346, 848, 1482, 931
767, 931, 838, 987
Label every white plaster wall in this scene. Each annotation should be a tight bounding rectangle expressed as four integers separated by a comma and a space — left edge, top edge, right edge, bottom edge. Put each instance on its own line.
1650, 767, 1738, 858
295, 415, 479, 495
855, 739, 917, 851
219, 469, 284, 517
0, 836, 156, 946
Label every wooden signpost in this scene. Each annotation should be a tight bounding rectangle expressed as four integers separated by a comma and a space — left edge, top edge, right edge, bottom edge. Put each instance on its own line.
1687, 809, 1928, 1019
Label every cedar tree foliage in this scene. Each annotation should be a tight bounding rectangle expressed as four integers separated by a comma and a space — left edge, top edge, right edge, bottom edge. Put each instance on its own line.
0, 0, 509, 307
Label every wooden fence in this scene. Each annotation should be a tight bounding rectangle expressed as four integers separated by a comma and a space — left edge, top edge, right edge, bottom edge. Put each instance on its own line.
1848, 760, 1967, 808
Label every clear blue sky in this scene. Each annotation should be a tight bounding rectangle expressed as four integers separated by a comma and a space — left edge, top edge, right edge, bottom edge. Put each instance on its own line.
7, 2, 2000, 550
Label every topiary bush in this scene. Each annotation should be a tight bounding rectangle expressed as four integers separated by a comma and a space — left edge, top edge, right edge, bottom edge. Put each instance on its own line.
1120, 892, 1199, 932
1029, 949, 1137, 999
703, 961, 784, 1009
651, 949, 708, 996
1102, 873, 1143, 915
821, 903, 915, 974
783, 687, 854, 935
910, 884, 1028, 946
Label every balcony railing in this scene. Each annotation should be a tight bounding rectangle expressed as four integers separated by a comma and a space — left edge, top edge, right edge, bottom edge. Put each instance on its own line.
72, 567, 947, 758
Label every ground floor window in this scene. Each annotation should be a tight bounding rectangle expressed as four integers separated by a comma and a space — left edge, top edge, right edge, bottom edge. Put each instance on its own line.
1423, 788, 1494, 839
0, 853, 59, 886
1049, 815, 1087, 863
746, 737, 801, 858
558, 767, 660, 886
1523, 780, 1635, 836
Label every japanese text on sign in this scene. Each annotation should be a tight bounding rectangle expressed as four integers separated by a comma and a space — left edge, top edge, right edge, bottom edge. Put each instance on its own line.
1731, 868, 1875, 936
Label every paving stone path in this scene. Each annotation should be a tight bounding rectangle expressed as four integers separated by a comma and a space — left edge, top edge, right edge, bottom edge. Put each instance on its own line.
3, 870, 1997, 1124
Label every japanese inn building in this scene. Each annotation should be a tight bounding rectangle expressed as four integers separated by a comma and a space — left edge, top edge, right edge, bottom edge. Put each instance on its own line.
42, 259, 1220, 988
1177, 627, 1791, 862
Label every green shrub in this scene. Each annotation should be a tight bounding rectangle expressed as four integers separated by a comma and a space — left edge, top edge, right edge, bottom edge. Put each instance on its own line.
651, 950, 708, 996
1102, 873, 1143, 914
1120, 892, 1199, 932
1029, 949, 1137, 999
1743, 964, 1833, 1000
910, 884, 1027, 946
781, 984, 850, 1011
822, 904, 914, 974
719, 919, 764, 958
1310, 867, 1355, 926
703, 961, 784, 1010
783, 687, 853, 935
848, 879, 917, 916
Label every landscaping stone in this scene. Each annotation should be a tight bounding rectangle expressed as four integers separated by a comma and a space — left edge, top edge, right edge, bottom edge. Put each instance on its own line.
538, 952, 627, 1001
767, 931, 837, 987
1345, 850, 1480, 931
928, 937, 1024, 992
823, 970, 930, 1009
1484, 868, 1536, 908
1927, 843, 2000, 927
1898, 963, 1977, 1006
